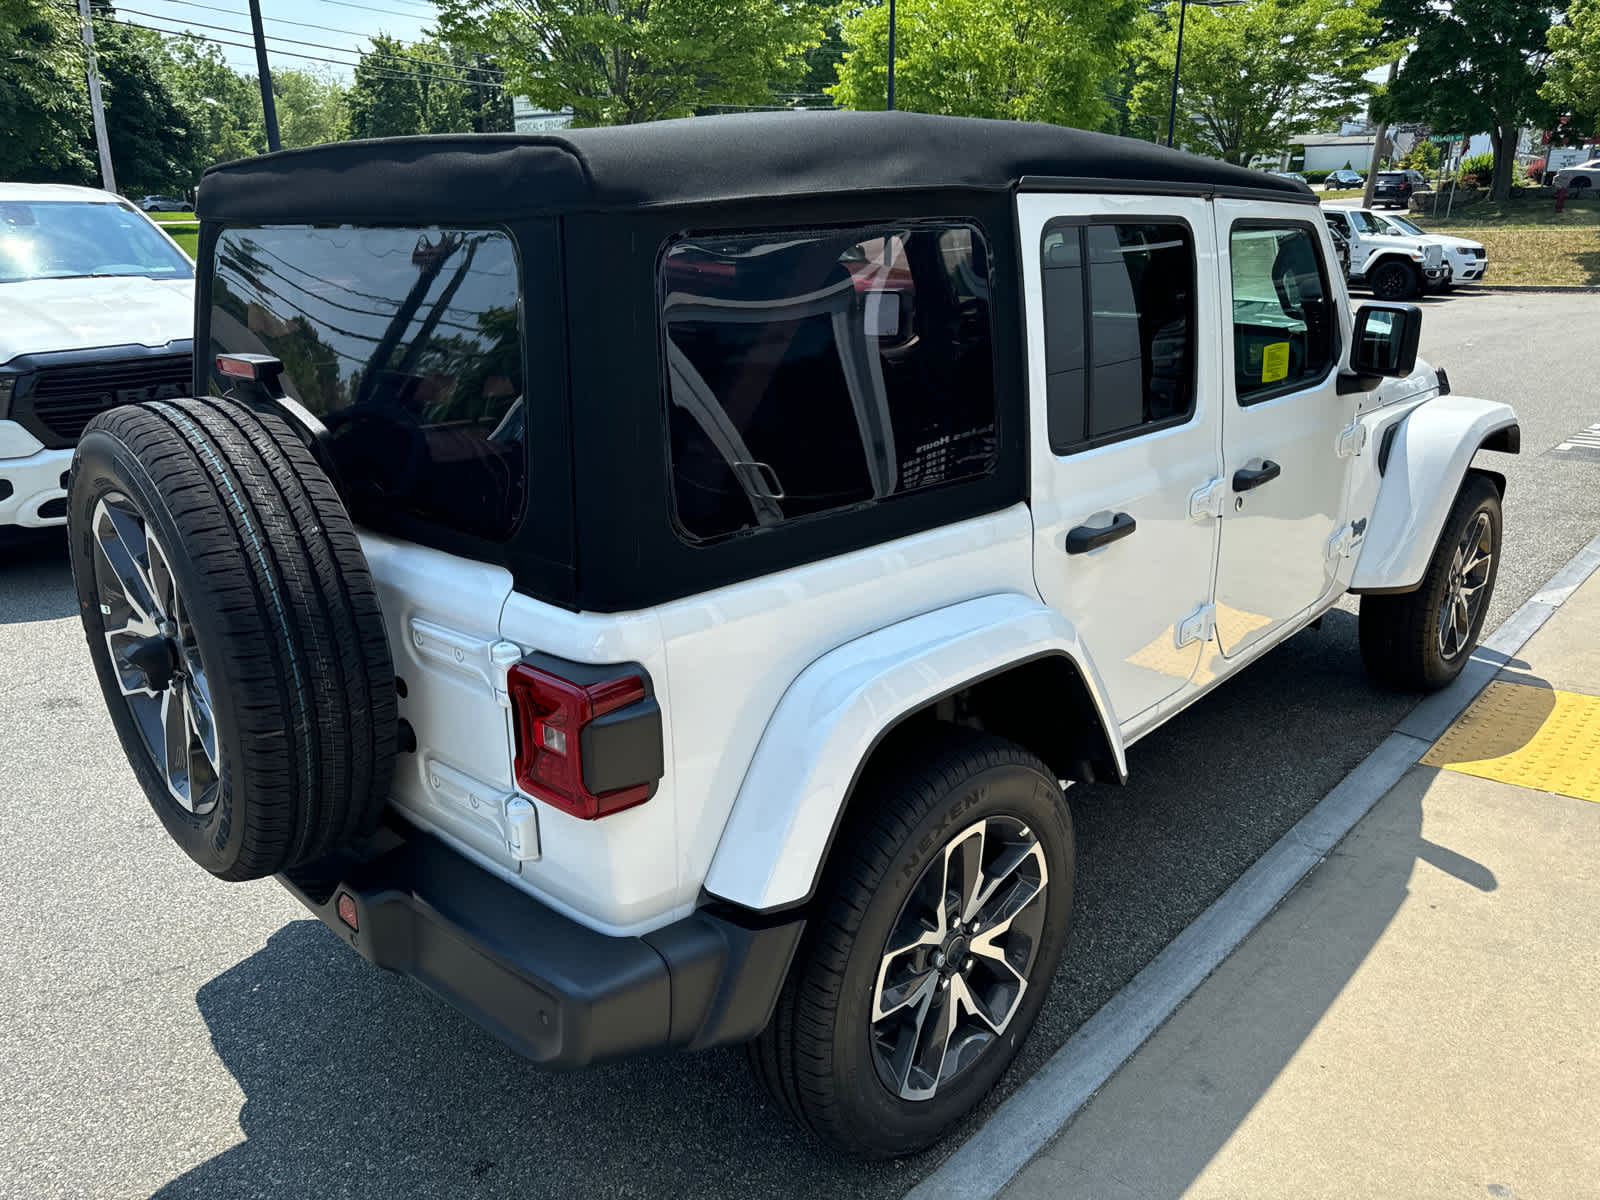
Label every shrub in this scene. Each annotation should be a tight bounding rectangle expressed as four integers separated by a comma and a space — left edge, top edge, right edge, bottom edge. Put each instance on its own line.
1458, 151, 1495, 187
1302, 169, 1332, 183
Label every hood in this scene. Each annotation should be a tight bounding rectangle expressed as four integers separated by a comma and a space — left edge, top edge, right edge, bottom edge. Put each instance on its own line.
1426, 234, 1485, 253
0, 275, 194, 366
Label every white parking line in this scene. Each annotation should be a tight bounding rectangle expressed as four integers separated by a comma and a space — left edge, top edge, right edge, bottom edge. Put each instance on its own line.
907, 526, 1600, 1200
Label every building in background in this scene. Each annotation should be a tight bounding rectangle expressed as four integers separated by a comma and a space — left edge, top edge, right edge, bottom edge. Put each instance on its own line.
513, 97, 572, 132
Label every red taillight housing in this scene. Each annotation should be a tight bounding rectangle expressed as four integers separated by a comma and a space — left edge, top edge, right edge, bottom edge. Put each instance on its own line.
507, 663, 657, 819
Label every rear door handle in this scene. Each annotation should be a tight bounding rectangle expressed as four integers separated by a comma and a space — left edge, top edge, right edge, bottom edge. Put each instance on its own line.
1232, 460, 1282, 492
1065, 512, 1136, 554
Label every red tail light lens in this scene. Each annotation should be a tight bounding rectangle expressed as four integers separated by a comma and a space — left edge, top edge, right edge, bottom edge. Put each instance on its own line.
507, 664, 652, 819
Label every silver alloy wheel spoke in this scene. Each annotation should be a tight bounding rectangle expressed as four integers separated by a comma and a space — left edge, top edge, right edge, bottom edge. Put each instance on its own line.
1438, 511, 1493, 661
870, 815, 1049, 1102
90, 493, 220, 816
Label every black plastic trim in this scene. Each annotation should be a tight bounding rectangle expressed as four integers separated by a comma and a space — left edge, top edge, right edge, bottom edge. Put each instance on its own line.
1479, 422, 1521, 455
3, 342, 194, 449
278, 822, 804, 1067
1378, 421, 1400, 475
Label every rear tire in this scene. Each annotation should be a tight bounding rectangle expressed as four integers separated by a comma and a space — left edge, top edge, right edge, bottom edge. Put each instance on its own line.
749, 732, 1074, 1158
68, 396, 397, 880
1359, 472, 1501, 691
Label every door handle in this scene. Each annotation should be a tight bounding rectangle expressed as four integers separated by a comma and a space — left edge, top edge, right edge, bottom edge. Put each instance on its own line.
1232, 460, 1282, 492
1065, 512, 1136, 554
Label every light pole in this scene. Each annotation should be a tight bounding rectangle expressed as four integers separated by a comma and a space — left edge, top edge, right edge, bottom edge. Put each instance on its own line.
1162, 0, 1246, 149
887, 0, 897, 111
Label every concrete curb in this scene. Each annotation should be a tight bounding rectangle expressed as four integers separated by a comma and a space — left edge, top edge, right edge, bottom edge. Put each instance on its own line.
906, 527, 1600, 1200
1473, 285, 1600, 294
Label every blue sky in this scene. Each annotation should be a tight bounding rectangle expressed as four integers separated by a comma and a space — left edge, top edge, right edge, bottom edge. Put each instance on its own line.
113, 0, 441, 79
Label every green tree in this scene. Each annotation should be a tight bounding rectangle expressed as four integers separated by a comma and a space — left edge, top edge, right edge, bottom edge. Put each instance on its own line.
1399, 138, 1440, 172
433, 0, 824, 126
830, 0, 1139, 127
347, 35, 513, 139
1544, 0, 1600, 131
160, 36, 264, 174
274, 67, 349, 149
92, 18, 201, 194
0, 0, 93, 182
1129, 0, 1388, 165
1377, 0, 1562, 201
348, 34, 430, 139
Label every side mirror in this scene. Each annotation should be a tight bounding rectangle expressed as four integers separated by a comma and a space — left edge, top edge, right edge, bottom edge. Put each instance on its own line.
1339, 303, 1422, 394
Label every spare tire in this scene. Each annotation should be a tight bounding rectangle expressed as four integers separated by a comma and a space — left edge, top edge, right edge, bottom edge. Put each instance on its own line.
67, 396, 397, 880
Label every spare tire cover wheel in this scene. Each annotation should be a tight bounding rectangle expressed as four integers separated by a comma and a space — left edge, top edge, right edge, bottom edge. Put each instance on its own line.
67, 396, 398, 881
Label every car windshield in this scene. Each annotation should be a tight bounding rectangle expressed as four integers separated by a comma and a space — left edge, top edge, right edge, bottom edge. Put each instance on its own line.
0, 200, 192, 284
1383, 215, 1427, 236
1377, 173, 1405, 182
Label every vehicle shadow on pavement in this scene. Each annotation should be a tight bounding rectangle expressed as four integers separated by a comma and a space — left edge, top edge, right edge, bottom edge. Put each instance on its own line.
149, 609, 1449, 1200
0, 531, 76, 624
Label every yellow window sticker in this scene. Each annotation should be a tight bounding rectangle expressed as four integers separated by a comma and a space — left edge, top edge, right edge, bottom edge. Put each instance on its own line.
1261, 341, 1290, 383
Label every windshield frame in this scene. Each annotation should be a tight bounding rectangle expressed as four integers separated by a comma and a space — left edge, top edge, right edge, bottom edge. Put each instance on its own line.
0, 199, 194, 285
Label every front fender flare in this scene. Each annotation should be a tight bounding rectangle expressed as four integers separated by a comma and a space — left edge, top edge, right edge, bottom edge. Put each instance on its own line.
1350, 395, 1518, 593
701, 593, 1123, 914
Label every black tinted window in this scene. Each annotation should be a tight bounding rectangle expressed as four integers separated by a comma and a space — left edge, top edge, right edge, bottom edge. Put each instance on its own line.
1229, 224, 1337, 403
210, 226, 525, 541
661, 223, 997, 543
1042, 222, 1195, 454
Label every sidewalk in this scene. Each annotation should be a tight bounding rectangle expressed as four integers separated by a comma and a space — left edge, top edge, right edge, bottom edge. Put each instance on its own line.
1000, 573, 1600, 1200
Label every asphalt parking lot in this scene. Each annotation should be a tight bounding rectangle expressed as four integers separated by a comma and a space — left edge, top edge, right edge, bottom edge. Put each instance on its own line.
3, 291, 1597, 1200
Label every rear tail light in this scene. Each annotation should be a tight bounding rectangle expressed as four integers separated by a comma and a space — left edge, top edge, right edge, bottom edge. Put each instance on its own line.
507, 662, 661, 819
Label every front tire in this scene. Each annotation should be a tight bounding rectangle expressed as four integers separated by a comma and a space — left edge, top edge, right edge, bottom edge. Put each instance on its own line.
749, 732, 1074, 1158
1369, 259, 1420, 300
1359, 472, 1501, 690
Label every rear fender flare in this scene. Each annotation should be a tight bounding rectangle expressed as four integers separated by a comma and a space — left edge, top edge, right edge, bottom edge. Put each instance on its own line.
701, 593, 1123, 914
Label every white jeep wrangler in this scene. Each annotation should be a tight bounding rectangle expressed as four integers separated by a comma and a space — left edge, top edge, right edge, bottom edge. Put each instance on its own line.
67, 113, 1519, 1159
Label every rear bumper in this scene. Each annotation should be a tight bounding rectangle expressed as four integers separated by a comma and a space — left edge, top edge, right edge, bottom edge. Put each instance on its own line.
279, 822, 804, 1069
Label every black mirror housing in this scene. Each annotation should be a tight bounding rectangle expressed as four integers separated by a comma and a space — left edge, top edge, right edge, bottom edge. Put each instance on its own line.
1351, 303, 1422, 379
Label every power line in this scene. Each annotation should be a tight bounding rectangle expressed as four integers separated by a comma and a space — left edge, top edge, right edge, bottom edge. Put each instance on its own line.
114, 0, 451, 56
107, 6, 504, 78
108, 18, 508, 92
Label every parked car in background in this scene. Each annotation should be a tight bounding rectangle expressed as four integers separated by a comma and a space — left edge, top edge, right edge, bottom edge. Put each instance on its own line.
138, 195, 189, 212
1321, 206, 1446, 299
1552, 159, 1600, 191
0, 184, 193, 533
1361, 209, 1488, 288
1372, 171, 1416, 208
1324, 169, 1364, 189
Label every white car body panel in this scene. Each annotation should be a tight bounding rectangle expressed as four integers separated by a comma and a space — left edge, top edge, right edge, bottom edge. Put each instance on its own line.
702, 591, 1121, 912
343, 185, 1512, 940
1358, 209, 1488, 286
1349, 395, 1519, 593
1320, 207, 1444, 286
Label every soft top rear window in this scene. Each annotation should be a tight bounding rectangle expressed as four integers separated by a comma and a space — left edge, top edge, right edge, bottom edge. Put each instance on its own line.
209, 225, 526, 542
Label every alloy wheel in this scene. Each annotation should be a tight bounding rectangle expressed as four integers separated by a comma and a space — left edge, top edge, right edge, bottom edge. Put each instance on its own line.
869, 815, 1048, 1101
91, 494, 221, 814
1438, 510, 1493, 662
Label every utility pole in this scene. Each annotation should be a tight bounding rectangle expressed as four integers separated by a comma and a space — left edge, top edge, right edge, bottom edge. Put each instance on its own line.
886, 0, 897, 111
248, 0, 281, 152
1361, 59, 1398, 209
1166, 0, 1190, 147
77, 0, 116, 193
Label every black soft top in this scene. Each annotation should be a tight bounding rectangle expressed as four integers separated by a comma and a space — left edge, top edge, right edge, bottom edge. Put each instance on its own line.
197, 110, 1313, 225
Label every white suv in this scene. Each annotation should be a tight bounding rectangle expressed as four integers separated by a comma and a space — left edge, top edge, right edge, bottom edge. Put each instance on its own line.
66, 113, 1519, 1158
0, 184, 192, 534
1321, 205, 1449, 298
1338, 206, 1488, 289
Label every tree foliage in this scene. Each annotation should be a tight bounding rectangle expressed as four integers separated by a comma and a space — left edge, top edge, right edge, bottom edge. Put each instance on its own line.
93, 20, 200, 193
1376, 0, 1563, 201
347, 35, 512, 140
433, 0, 823, 126
0, 0, 93, 182
1544, 0, 1600, 132
828, 0, 1139, 127
1129, 0, 1388, 166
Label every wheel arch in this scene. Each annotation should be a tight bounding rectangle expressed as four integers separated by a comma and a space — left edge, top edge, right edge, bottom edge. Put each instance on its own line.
1350, 396, 1519, 595
701, 593, 1124, 915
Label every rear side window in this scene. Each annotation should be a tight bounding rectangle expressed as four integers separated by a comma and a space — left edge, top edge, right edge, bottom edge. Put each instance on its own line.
209, 225, 525, 541
660, 223, 997, 543
1229, 224, 1337, 404
1041, 221, 1196, 454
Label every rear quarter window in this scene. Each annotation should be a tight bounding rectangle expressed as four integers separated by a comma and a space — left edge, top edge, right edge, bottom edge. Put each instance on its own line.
208, 225, 526, 541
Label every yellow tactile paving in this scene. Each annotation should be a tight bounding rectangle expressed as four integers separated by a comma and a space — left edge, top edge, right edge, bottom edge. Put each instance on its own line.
1422, 680, 1600, 803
